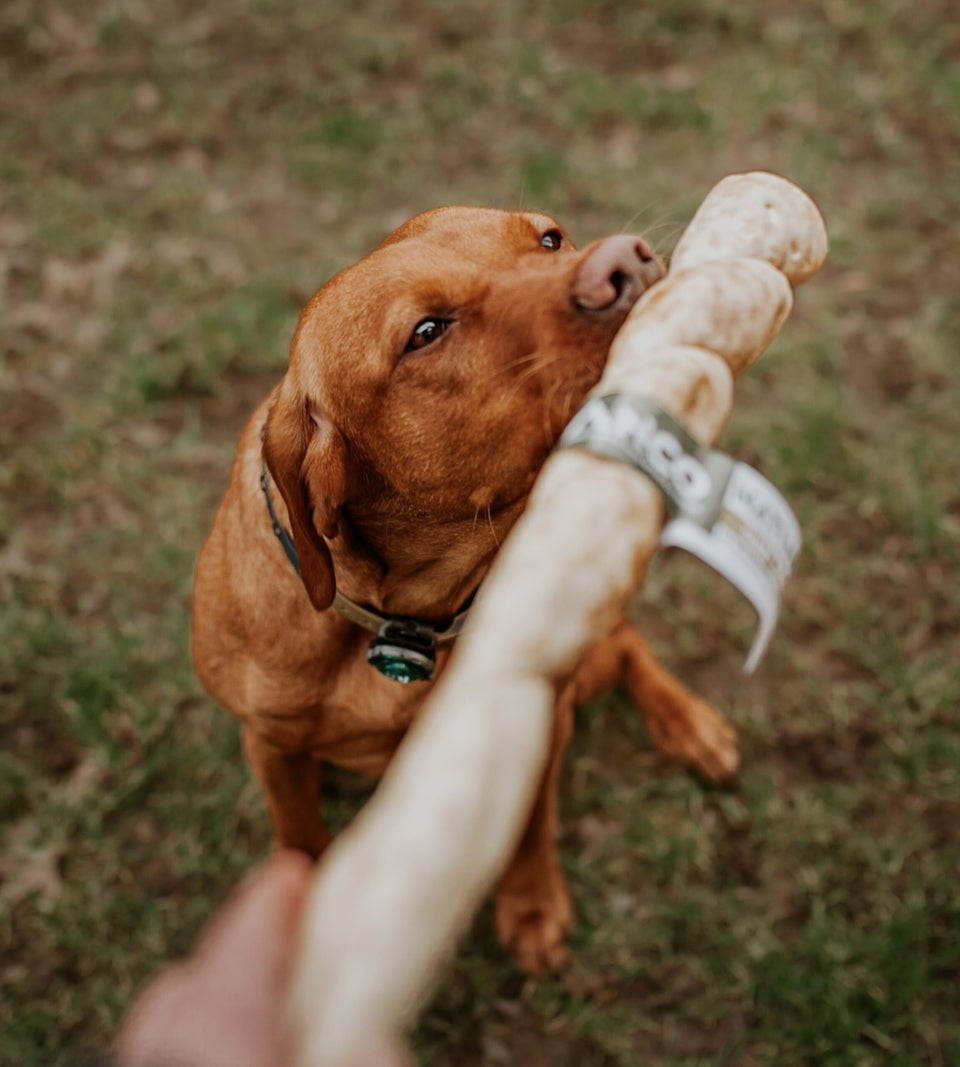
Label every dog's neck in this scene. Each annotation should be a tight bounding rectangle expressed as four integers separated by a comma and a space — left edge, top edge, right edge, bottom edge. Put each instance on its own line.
260, 458, 525, 625
329, 497, 526, 624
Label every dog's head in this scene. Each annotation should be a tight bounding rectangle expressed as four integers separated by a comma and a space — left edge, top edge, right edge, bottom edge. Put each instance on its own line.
264, 206, 662, 610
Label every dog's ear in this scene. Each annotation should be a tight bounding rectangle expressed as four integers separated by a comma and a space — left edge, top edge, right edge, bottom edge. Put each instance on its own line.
262, 387, 351, 612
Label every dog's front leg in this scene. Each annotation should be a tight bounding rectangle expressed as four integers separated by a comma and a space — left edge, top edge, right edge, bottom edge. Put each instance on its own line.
614, 620, 740, 784
243, 727, 330, 858
569, 619, 740, 784
494, 693, 575, 975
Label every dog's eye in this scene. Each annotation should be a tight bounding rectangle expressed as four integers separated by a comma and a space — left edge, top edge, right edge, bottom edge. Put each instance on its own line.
405, 318, 450, 352
540, 229, 564, 251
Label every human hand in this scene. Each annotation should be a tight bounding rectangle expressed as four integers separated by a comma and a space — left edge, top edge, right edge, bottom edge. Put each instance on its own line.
114, 851, 407, 1067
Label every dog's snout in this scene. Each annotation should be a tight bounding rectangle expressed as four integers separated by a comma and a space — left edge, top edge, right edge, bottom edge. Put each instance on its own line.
572, 234, 661, 313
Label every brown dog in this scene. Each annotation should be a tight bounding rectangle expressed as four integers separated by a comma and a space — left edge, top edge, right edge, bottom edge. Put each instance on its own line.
192, 207, 739, 974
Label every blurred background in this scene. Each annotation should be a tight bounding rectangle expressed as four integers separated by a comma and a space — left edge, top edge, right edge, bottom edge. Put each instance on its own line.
1, 1, 957, 1064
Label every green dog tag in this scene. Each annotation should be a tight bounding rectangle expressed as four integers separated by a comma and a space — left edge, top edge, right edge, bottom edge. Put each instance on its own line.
366, 619, 437, 683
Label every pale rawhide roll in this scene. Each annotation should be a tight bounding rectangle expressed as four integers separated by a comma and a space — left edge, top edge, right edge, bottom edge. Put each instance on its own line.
670, 170, 829, 284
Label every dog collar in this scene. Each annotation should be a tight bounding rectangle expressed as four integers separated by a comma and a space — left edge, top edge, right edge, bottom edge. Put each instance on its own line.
259, 455, 469, 684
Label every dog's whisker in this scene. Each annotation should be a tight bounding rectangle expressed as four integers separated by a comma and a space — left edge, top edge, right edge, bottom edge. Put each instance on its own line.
489, 351, 568, 406
560, 386, 578, 427
617, 205, 658, 233
485, 504, 500, 547
489, 350, 549, 382
617, 208, 685, 257
540, 377, 563, 444
513, 357, 558, 391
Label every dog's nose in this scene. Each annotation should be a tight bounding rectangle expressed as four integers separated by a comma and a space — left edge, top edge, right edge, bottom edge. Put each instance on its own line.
572, 235, 661, 312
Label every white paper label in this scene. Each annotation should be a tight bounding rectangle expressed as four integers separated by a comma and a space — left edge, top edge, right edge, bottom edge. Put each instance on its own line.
660, 462, 801, 673
559, 394, 802, 672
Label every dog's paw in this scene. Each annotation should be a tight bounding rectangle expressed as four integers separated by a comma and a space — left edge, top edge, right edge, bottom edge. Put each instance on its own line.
646, 692, 741, 784
494, 874, 573, 976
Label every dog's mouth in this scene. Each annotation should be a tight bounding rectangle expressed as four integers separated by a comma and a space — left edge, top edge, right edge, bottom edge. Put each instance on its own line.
540, 250, 664, 449
607, 256, 664, 322
633, 254, 666, 299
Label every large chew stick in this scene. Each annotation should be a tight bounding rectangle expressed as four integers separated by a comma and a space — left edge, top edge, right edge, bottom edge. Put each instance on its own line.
288, 172, 828, 1067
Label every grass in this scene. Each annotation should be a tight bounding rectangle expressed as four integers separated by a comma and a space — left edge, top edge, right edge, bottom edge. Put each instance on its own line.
2, 0, 959, 1064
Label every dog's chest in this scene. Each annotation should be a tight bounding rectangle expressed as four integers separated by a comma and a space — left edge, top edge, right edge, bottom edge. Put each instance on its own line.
307, 670, 434, 775
256, 639, 453, 775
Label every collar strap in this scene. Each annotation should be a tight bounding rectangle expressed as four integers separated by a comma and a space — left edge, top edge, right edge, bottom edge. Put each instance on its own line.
260, 459, 302, 575
259, 449, 469, 683
329, 587, 469, 647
